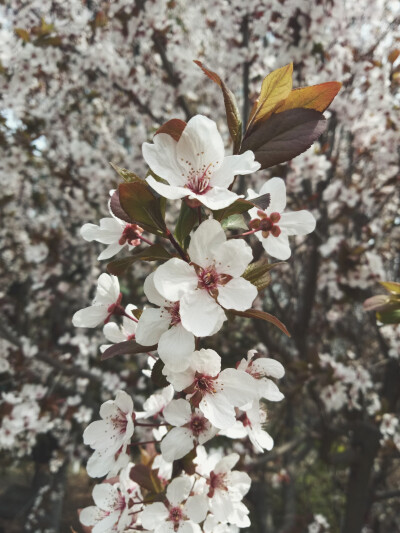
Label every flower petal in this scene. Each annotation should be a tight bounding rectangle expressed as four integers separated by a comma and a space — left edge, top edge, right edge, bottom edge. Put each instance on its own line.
191, 349, 221, 376
160, 426, 194, 462
217, 278, 257, 312
166, 476, 192, 506
218, 368, 258, 409
135, 308, 170, 346
94, 274, 120, 305
258, 177, 286, 214
176, 115, 224, 174
260, 232, 291, 260
154, 259, 198, 301
143, 272, 167, 307
279, 210, 316, 236
141, 502, 169, 529
98, 242, 125, 260
80, 218, 123, 244
72, 305, 108, 328
197, 187, 240, 210
158, 324, 195, 371
188, 219, 226, 268
200, 392, 236, 429
146, 176, 189, 200
142, 133, 185, 186
163, 398, 192, 426
180, 290, 226, 337
184, 494, 209, 523
103, 322, 126, 344
211, 151, 260, 188
253, 358, 285, 379
213, 239, 253, 277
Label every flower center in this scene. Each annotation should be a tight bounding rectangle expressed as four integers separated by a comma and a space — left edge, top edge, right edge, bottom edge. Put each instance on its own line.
208, 471, 228, 498
188, 414, 207, 436
105, 293, 124, 323
111, 408, 129, 435
119, 224, 144, 246
186, 163, 212, 195
169, 506, 183, 523
197, 266, 220, 292
250, 211, 281, 238
165, 301, 181, 326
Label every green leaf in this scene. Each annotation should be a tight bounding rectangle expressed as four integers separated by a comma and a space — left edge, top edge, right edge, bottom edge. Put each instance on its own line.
15, 28, 30, 42
242, 259, 285, 291
110, 162, 143, 183
175, 202, 198, 246
101, 340, 157, 360
377, 308, 400, 324
194, 60, 242, 153
213, 193, 272, 222
379, 281, 400, 295
151, 358, 169, 388
119, 182, 167, 236
107, 244, 173, 276
221, 214, 248, 231
231, 308, 290, 336
241, 108, 327, 169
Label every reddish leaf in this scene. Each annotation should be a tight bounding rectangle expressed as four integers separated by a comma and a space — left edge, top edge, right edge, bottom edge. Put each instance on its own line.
110, 162, 143, 183
101, 340, 157, 360
275, 82, 342, 114
241, 108, 327, 169
130, 464, 163, 493
119, 182, 167, 236
109, 189, 131, 223
231, 308, 290, 337
156, 119, 187, 141
247, 63, 293, 132
151, 358, 169, 388
194, 60, 242, 153
107, 244, 173, 276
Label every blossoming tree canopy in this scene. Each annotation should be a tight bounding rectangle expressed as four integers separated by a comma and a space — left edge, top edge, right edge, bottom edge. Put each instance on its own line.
71, 59, 341, 533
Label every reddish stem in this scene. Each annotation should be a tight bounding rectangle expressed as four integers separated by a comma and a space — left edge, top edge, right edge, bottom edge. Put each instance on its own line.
138, 234, 154, 246
230, 228, 259, 239
166, 229, 190, 262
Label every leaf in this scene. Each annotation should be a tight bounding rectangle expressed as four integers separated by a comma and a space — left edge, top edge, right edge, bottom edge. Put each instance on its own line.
156, 119, 187, 141
377, 308, 400, 325
175, 201, 198, 246
194, 60, 242, 153
151, 358, 169, 388
388, 49, 400, 64
275, 82, 342, 114
242, 259, 285, 291
213, 194, 272, 221
107, 245, 173, 276
119, 182, 167, 236
246, 63, 293, 132
130, 464, 163, 493
231, 308, 290, 336
110, 162, 143, 183
221, 214, 248, 231
251, 193, 271, 210
363, 295, 392, 312
379, 281, 400, 295
15, 28, 30, 42
101, 340, 157, 360
109, 189, 131, 223
241, 108, 327, 169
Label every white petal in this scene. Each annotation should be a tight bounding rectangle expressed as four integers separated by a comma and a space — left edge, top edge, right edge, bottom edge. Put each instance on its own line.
197, 421, 218, 444
191, 349, 221, 376
146, 176, 189, 200
92, 511, 120, 533
214, 453, 239, 474
163, 399, 192, 426
249, 426, 274, 451
188, 219, 226, 268
72, 305, 108, 328
180, 290, 226, 337
258, 177, 286, 214
184, 494, 209, 523
79, 506, 101, 526
167, 476, 192, 506
80, 218, 122, 244
154, 259, 198, 301
94, 274, 120, 305
211, 151, 260, 188
86, 450, 117, 478
176, 115, 224, 174
179, 523, 202, 533
213, 239, 253, 277
219, 368, 259, 408
135, 308, 170, 346
163, 366, 194, 392
217, 278, 257, 311
158, 325, 195, 371
200, 392, 236, 429
98, 242, 125, 260
160, 427, 194, 462
258, 379, 284, 402
142, 133, 185, 186
261, 232, 291, 260
198, 187, 240, 210
103, 323, 126, 343
144, 272, 167, 307
141, 502, 169, 529
253, 358, 285, 379
115, 390, 133, 414
279, 210, 316, 236
92, 483, 118, 509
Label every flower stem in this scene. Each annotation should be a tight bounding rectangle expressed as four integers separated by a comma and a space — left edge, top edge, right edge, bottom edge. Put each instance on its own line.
138, 234, 154, 246
131, 440, 157, 446
198, 206, 202, 225
166, 229, 190, 262
230, 228, 259, 239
